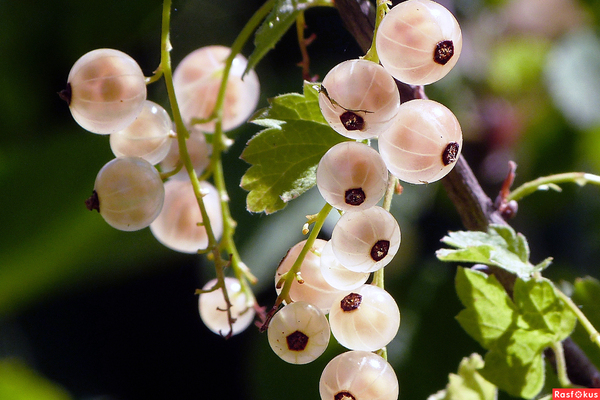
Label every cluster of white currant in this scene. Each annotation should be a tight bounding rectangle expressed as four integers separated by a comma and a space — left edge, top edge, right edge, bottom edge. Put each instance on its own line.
265, 1, 463, 399
61, 45, 261, 333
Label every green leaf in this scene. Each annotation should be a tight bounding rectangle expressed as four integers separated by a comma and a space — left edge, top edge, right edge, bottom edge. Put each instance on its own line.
455, 268, 517, 348
427, 353, 498, 400
245, 0, 333, 75
240, 81, 349, 213
455, 268, 576, 399
0, 358, 72, 400
436, 224, 545, 279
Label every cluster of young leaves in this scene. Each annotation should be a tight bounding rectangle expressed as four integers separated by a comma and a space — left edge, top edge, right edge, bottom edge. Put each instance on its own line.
240, 82, 348, 213
428, 353, 497, 400
437, 225, 577, 399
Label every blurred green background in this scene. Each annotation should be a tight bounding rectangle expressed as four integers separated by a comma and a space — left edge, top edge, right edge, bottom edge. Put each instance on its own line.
1, 0, 600, 399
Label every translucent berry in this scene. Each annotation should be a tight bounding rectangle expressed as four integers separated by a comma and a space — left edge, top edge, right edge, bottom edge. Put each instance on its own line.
320, 241, 369, 291
109, 100, 173, 165
378, 99, 462, 184
317, 142, 388, 212
86, 157, 164, 231
329, 285, 400, 351
318, 59, 400, 139
275, 239, 346, 314
159, 126, 211, 180
267, 301, 330, 364
198, 277, 256, 336
173, 45, 260, 132
376, 0, 462, 85
331, 207, 401, 273
149, 179, 223, 253
63, 48, 147, 134
319, 350, 399, 400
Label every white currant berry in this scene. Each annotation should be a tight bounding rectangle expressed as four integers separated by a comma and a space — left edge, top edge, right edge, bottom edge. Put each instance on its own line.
316, 142, 388, 212
86, 157, 164, 231
159, 125, 211, 180
331, 206, 401, 273
198, 277, 256, 336
378, 99, 462, 184
318, 59, 400, 139
109, 100, 173, 165
319, 350, 399, 400
275, 239, 346, 314
267, 301, 330, 364
320, 241, 369, 291
376, 0, 462, 85
329, 285, 400, 351
173, 45, 260, 132
62, 48, 147, 134
149, 179, 223, 253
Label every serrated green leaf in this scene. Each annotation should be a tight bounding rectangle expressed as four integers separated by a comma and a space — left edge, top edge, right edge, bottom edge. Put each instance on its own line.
240, 81, 349, 213
455, 268, 576, 399
427, 353, 498, 400
245, 0, 333, 75
437, 225, 541, 279
513, 278, 577, 341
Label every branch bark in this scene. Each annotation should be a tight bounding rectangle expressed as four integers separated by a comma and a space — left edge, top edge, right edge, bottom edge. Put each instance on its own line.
333, 0, 600, 389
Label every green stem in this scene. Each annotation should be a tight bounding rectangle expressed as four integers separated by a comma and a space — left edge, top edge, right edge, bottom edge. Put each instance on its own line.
556, 288, 600, 351
507, 172, 600, 202
551, 341, 573, 388
276, 203, 333, 308
362, 0, 390, 63
208, 0, 275, 289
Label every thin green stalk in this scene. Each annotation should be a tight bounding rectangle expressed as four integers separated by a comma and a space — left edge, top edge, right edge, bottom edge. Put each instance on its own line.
277, 203, 333, 307
556, 288, 600, 351
551, 341, 573, 388
207, 0, 275, 288
362, 0, 390, 63
507, 172, 600, 202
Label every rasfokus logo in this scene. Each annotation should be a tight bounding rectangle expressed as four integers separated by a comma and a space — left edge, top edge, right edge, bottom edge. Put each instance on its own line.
553, 389, 600, 398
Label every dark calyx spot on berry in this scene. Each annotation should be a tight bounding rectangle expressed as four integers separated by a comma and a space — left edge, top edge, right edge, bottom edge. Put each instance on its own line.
442, 142, 460, 166
340, 293, 362, 312
345, 188, 366, 206
286, 330, 309, 351
334, 391, 356, 400
58, 83, 72, 105
370, 240, 390, 261
434, 40, 454, 65
340, 111, 365, 131
85, 190, 100, 212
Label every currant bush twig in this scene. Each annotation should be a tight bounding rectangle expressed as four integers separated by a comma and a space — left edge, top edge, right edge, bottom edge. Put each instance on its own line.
259, 202, 333, 332
362, 0, 390, 63
507, 172, 600, 203
296, 11, 314, 81
551, 341, 574, 388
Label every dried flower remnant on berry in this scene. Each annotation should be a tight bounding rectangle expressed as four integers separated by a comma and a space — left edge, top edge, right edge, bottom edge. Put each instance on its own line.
434, 40, 455, 65
339, 111, 365, 131
85, 190, 100, 212
340, 293, 362, 311
287, 330, 309, 351
345, 188, 366, 206
442, 142, 460, 166
334, 391, 356, 400
371, 240, 390, 261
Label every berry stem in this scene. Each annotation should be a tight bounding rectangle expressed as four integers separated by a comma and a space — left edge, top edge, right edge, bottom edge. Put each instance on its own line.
556, 287, 600, 352
506, 172, 600, 203
260, 202, 333, 331
362, 0, 390, 63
